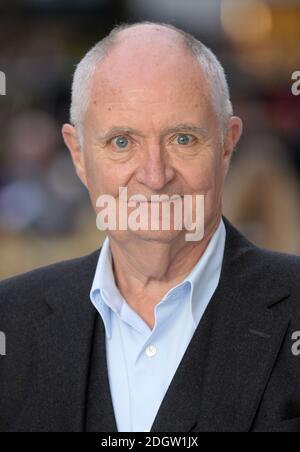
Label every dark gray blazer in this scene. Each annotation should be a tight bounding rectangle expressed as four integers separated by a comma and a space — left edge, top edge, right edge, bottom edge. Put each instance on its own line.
1, 217, 300, 432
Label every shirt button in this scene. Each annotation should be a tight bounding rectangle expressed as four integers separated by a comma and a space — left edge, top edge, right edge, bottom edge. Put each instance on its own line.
146, 345, 157, 357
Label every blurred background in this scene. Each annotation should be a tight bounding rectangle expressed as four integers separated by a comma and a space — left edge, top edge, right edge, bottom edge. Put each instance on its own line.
0, 0, 300, 279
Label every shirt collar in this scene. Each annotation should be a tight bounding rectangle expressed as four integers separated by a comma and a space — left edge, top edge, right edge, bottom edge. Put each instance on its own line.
184, 219, 226, 325
90, 219, 226, 338
90, 235, 124, 338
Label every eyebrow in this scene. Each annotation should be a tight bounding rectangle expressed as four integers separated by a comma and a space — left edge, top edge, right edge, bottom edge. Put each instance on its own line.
97, 123, 208, 142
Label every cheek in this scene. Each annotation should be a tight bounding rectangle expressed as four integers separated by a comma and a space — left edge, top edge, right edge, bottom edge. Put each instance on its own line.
83, 155, 108, 204
181, 155, 221, 193
84, 153, 133, 199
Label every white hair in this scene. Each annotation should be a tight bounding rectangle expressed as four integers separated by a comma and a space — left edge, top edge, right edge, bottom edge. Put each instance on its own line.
70, 22, 233, 139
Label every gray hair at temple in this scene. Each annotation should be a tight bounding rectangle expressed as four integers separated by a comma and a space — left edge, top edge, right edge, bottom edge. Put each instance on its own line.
70, 22, 234, 142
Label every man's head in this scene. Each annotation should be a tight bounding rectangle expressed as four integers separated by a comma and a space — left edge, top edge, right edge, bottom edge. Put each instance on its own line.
62, 22, 242, 244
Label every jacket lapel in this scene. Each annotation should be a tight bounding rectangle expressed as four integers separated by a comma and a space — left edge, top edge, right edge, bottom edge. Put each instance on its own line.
10, 250, 116, 432
195, 290, 290, 432
152, 218, 291, 432
85, 314, 118, 432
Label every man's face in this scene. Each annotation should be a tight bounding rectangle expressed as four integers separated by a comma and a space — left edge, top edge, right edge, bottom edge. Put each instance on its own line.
63, 28, 242, 244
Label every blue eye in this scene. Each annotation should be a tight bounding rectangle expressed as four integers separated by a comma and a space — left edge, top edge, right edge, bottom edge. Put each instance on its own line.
176, 134, 193, 145
114, 136, 129, 149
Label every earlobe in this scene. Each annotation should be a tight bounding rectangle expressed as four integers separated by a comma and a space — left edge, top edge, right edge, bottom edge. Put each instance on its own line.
62, 123, 88, 188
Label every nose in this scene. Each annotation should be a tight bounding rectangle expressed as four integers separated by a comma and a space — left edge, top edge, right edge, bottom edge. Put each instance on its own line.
135, 143, 176, 191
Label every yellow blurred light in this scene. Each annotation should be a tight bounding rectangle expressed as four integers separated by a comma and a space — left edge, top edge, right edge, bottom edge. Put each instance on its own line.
221, 0, 273, 46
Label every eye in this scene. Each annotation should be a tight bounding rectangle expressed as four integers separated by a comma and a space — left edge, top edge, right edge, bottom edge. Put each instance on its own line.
175, 134, 194, 146
112, 136, 130, 149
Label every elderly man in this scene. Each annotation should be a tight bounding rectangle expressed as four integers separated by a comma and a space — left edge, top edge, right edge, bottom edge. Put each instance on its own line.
1, 22, 300, 433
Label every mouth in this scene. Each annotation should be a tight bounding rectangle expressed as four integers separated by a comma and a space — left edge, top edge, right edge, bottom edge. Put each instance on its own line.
129, 195, 183, 203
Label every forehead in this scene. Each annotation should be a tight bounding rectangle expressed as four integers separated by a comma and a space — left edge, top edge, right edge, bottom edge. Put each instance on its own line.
87, 29, 213, 128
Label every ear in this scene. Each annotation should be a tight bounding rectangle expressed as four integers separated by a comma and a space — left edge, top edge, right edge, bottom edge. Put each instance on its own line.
62, 124, 88, 188
222, 116, 243, 175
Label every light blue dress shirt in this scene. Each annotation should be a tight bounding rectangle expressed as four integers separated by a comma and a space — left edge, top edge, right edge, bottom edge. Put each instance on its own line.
90, 219, 226, 432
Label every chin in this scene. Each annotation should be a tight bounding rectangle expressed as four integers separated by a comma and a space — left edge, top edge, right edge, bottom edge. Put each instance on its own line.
127, 228, 186, 243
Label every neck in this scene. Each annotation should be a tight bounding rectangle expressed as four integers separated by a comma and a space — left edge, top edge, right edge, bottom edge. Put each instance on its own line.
109, 214, 222, 301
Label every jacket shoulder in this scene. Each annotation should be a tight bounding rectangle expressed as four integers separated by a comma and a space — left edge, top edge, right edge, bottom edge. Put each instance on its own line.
246, 246, 300, 282
0, 250, 100, 315
224, 218, 300, 287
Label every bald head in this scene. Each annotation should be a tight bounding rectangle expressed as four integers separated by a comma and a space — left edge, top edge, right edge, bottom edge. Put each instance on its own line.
92, 24, 209, 115
70, 22, 233, 137
98, 23, 193, 80
112, 22, 186, 48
